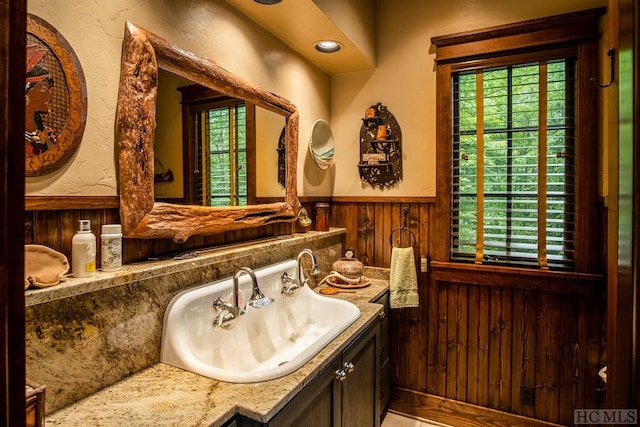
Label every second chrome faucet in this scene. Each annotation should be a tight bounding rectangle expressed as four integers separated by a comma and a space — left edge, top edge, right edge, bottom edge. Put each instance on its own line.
281, 249, 322, 296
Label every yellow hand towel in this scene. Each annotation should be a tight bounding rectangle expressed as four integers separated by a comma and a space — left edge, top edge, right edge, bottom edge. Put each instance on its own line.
389, 246, 419, 308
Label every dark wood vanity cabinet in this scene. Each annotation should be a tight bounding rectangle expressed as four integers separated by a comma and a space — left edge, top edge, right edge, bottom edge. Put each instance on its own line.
375, 291, 391, 417
235, 316, 381, 427
340, 319, 380, 427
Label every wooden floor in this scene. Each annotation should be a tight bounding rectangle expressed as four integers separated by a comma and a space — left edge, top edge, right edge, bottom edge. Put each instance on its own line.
387, 388, 566, 427
382, 411, 452, 427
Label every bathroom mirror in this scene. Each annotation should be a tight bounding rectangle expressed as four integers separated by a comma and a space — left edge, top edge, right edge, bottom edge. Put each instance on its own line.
115, 22, 301, 243
153, 69, 286, 205
308, 119, 334, 170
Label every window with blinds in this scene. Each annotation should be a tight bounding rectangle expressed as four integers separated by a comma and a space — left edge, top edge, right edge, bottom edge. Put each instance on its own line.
451, 59, 576, 269
196, 103, 247, 206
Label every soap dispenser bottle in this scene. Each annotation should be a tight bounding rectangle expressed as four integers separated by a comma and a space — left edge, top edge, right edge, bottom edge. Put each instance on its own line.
72, 219, 96, 277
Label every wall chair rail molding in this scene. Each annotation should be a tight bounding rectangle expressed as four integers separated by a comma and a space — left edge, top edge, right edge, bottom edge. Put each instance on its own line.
25, 195, 119, 210
115, 22, 301, 243
358, 103, 403, 188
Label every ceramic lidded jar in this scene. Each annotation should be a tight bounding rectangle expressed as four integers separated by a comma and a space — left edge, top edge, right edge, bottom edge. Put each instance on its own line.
332, 250, 364, 280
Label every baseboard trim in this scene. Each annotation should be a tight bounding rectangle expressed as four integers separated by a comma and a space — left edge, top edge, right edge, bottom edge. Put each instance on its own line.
388, 387, 566, 427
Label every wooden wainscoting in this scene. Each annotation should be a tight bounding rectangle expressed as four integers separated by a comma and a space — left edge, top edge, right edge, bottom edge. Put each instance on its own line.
325, 197, 606, 426
24, 195, 606, 425
303, 196, 434, 268
25, 196, 294, 268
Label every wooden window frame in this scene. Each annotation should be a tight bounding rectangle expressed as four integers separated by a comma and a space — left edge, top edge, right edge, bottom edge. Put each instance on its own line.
178, 85, 256, 206
432, 8, 605, 277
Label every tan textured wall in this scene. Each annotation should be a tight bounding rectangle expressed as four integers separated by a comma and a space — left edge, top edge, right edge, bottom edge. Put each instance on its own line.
329, 0, 608, 197
26, 0, 331, 197
25, 0, 608, 199
154, 70, 186, 200
255, 107, 287, 198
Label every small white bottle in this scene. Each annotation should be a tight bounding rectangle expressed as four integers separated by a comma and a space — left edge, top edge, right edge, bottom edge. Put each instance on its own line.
72, 219, 96, 278
101, 224, 122, 272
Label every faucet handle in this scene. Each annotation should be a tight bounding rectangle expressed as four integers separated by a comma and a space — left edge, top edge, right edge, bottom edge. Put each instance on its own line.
212, 311, 226, 331
281, 273, 301, 296
212, 297, 231, 313
212, 311, 239, 331
212, 297, 242, 331
281, 271, 295, 283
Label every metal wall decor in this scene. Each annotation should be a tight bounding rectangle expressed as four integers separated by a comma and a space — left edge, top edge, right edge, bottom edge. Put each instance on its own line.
25, 14, 87, 177
357, 102, 402, 188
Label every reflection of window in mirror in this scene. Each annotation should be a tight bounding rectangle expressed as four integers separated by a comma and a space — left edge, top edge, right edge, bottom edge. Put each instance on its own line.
179, 84, 256, 207
155, 69, 286, 206
207, 103, 246, 206
154, 70, 257, 206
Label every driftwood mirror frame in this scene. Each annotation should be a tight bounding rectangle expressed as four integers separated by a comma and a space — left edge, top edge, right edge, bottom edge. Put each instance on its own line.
116, 22, 300, 243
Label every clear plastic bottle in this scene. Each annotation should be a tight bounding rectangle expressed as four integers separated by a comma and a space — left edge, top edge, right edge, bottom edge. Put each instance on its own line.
101, 224, 122, 271
72, 219, 96, 277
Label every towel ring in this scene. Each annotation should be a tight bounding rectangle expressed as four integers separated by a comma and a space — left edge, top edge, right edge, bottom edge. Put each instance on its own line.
389, 226, 417, 248
389, 207, 417, 248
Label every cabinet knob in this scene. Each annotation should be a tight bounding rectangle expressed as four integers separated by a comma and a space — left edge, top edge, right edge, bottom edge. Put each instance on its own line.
335, 369, 347, 381
343, 361, 355, 373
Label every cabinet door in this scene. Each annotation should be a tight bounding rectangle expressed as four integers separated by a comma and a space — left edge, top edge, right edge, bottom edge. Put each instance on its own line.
341, 322, 380, 427
267, 358, 341, 426
259, 318, 381, 427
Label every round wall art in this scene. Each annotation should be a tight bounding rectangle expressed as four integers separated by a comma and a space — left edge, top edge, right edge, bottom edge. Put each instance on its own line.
25, 14, 87, 177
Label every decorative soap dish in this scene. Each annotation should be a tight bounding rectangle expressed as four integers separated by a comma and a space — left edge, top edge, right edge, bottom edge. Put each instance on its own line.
24, 244, 69, 290
326, 276, 371, 289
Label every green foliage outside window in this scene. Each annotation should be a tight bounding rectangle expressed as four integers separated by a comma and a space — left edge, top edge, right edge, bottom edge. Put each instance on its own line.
207, 105, 247, 206
452, 60, 575, 268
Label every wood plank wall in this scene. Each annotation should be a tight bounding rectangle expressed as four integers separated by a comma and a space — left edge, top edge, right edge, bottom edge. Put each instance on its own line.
25, 197, 294, 268
321, 198, 606, 426
25, 196, 606, 426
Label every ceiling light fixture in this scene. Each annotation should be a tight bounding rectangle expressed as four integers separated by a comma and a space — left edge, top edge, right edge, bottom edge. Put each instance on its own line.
253, 0, 282, 5
315, 40, 341, 53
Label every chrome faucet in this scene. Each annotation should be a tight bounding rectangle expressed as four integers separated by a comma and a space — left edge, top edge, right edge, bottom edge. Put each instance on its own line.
281, 249, 321, 296
212, 267, 273, 330
247, 272, 274, 308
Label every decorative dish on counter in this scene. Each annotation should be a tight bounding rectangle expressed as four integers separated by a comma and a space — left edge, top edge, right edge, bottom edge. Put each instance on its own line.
24, 244, 69, 289
325, 275, 371, 289
322, 250, 371, 289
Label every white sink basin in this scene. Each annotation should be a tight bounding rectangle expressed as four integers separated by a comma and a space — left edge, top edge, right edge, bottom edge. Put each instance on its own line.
160, 259, 361, 383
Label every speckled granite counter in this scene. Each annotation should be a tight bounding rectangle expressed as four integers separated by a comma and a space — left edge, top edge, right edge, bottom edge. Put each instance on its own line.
25, 230, 348, 307
46, 278, 389, 427
26, 230, 352, 414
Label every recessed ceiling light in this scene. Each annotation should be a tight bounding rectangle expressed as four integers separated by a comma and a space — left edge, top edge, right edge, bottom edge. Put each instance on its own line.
253, 0, 282, 5
315, 40, 341, 53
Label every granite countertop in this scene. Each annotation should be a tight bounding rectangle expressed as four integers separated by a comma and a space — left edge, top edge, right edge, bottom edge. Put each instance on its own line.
25, 230, 349, 308
46, 277, 389, 427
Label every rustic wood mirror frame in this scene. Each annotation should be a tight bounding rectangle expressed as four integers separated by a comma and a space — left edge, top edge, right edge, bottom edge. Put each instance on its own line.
116, 22, 300, 243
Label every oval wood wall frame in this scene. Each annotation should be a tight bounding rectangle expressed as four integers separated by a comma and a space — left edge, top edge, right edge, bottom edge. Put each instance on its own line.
25, 14, 87, 177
